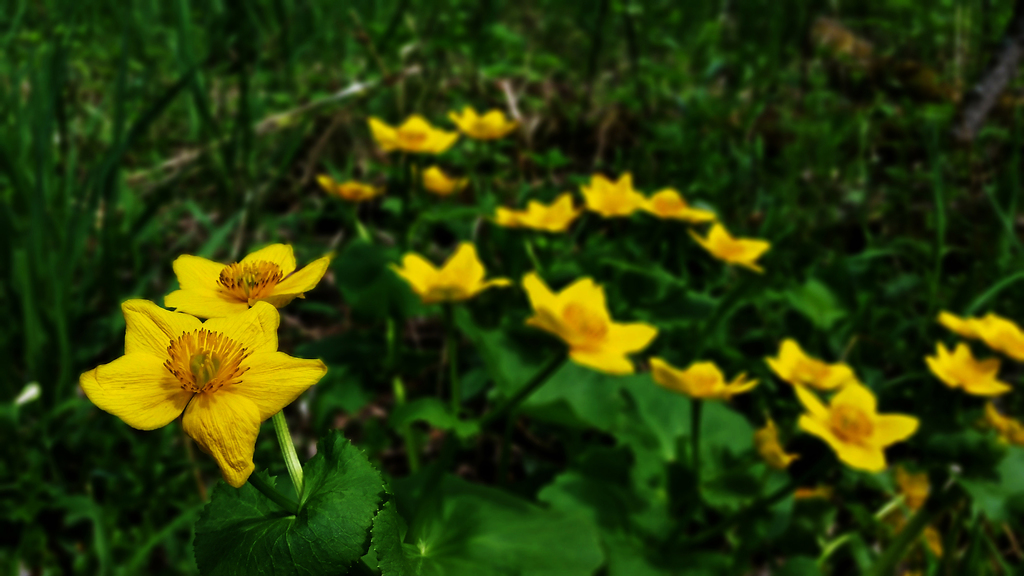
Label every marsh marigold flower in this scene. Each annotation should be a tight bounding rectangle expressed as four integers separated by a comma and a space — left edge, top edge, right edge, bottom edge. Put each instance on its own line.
650, 359, 757, 400
421, 165, 468, 196
754, 417, 799, 469
80, 301, 326, 487
368, 115, 458, 154
984, 402, 1024, 445
580, 173, 646, 218
641, 188, 716, 223
895, 466, 930, 510
925, 342, 1011, 396
689, 223, 770, 273
316, 175, 384, 202
766, 339, 858, 391
448, 106, 518, 140
494, 194, 581, 233
391, 243, 510, 304
165, 244, 331, 319
795, 382, 918, 472
522, 272, 657, 375
938, 311, 1024, 361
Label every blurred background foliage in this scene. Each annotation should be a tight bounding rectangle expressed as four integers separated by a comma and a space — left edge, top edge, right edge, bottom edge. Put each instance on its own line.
2, 0, 1024, 574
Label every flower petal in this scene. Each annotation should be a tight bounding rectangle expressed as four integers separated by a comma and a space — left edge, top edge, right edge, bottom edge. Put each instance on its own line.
605, 322, 658, 354
522, 272, 559, 316
937, 311, 981, 339
122, 299, 203, 357
164, 290, 250, 319
368, 117, 398, 151
241, 244, 296, 276
182, 391, 260, 488
442, 243, 487, 286
269, 255, 332, 301
832, 439, 888, 472
557, 278, 609, 322
171, 255, 225, 296
794, 385, 830, 420
203, 301, 280, 354
832, 382, 877, 414
235, 352, 327, 420
872, 415, 919, 446
570, 349, 634, 375
80, 353, 192, 430
392, 254, 438, 296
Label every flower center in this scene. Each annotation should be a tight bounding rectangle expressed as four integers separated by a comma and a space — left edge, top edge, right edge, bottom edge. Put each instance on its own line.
164, 329, 250, 393
687, 373, 720, 396
217, 260, 283, 302
830, 404, 873, 443
653, 196, 683, 213
562, 303, 608, 343
398, 129, 428, 148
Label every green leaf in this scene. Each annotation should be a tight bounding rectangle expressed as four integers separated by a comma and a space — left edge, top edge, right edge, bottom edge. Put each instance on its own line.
960, 446, 1024, 524
389, 398, 480, 439
785, 278, 846, 330
775, 556, 823, 576
333, 239, 424, 320
194, 432, 385, 576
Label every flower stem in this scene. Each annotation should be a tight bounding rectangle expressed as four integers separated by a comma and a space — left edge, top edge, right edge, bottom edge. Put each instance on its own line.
248, 472, 299, 515
691, 399, 703, 492
482, 354, 565, 428
393, 376, 421, 473
444, 304, 461, 416
272, 411, 305, 500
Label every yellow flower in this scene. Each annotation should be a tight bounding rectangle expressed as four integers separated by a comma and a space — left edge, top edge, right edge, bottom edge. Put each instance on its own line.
391, 242, 510, 304
580, 173, 646, 218
316, 175, 384, 202
368, 115, 459, 154
689, 223, 771, 273
522, 272, 657, 375
937, 311, 1024, 361
165, 244, 331, 319
641, 188, 716, 223
754, 417, 800, 469
494, 193, 582, 233
795, 382, 919, 472
984, 402, 1024, 446
925, 342, 1011, 396
421, 165, 468, 196
79, 301, 326, 487
766, 339, 858, 391
447, 106, 518, 140
895, 465, 930, 511
924, 526, 943, 557
650, 359, 758, 400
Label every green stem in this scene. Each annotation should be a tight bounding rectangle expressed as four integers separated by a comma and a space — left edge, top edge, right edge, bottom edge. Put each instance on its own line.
272, 411, 304, 500
393, 376, 421, 473
248, 472, 299, 514
867, 503, 937, 576
691, 399, 703, 491
481, 354, 565, 427
444, 304, 461, 416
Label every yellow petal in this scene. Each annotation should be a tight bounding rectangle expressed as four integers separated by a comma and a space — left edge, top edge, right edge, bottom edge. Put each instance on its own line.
495, 207, 520, 227
80, 353, 192, 430
122, 299, 202, 357
164, 290, 250, 319
832, 382, 877, 414
650, 357, 682, 391
235, 353, 327, 420
800, 414, 887, 471
182, 392, 261, 488
316, 174, 338, 194
391, 254, 439, 298
557, 278, 609, 322
269, 255, 332, 301
570, 349, 634, 375
441, 243, 487, 286
428, 130, 459, 154
242, 244, 296, 276
794, 385, 830, 420
203, 301, 280, 354
368, 117, 398, 151
937, 311, 981, 339
522, 272, 559, 316
605, 323, 658, 354
724, 375, 759, 397
170, 254, 225, 296
872, 415, 919, 446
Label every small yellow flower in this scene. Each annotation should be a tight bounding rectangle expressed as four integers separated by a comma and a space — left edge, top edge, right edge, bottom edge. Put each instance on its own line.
984, 402, 1024, 446
925, 342, 1011, 396
795, 382, 919, 472
580, 173, 646, 218
421, 165, 468, 196
316, 175, 384, 202
447, 106, 518, 140
754, 417, 800, 469
650, 359, 758, 400
80, 301, 326, 487
494, 193, 582, 233
766, 339, 858, 391
924, 526, 943, 557
895, 465, 930, 511
641, 188, 716, 223
391, 243, 510, 304
368, 115, 459, 154
938, 311, 1024, 361
794, 485, 833, 500
522, 272, 657, 375
689, 223, 771, 273
165, 244, 331, 319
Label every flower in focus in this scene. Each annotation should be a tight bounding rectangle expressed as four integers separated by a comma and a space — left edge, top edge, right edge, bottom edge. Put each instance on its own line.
937, 311, 1024, 361
650, 359, 757, 400
754, 417, 799, 469
795, 382, 919, 472
641, 188, 716, 223
494, 193, 581, 233
689, 223, 771, 273
766, 339, 858, 391
368, 115, 459, 154
448, 106, 518, 140
895, 465, 930, 511
391, 242, 510, 304
522, 272, 657, 375
316, 175, 384, 202
984, 402, 1024, 446
421, 165, 468, 196
80, 301, 326, 487
165, 244, 331, 319
924, 342, 1011, 396
580, 173, 646, 218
